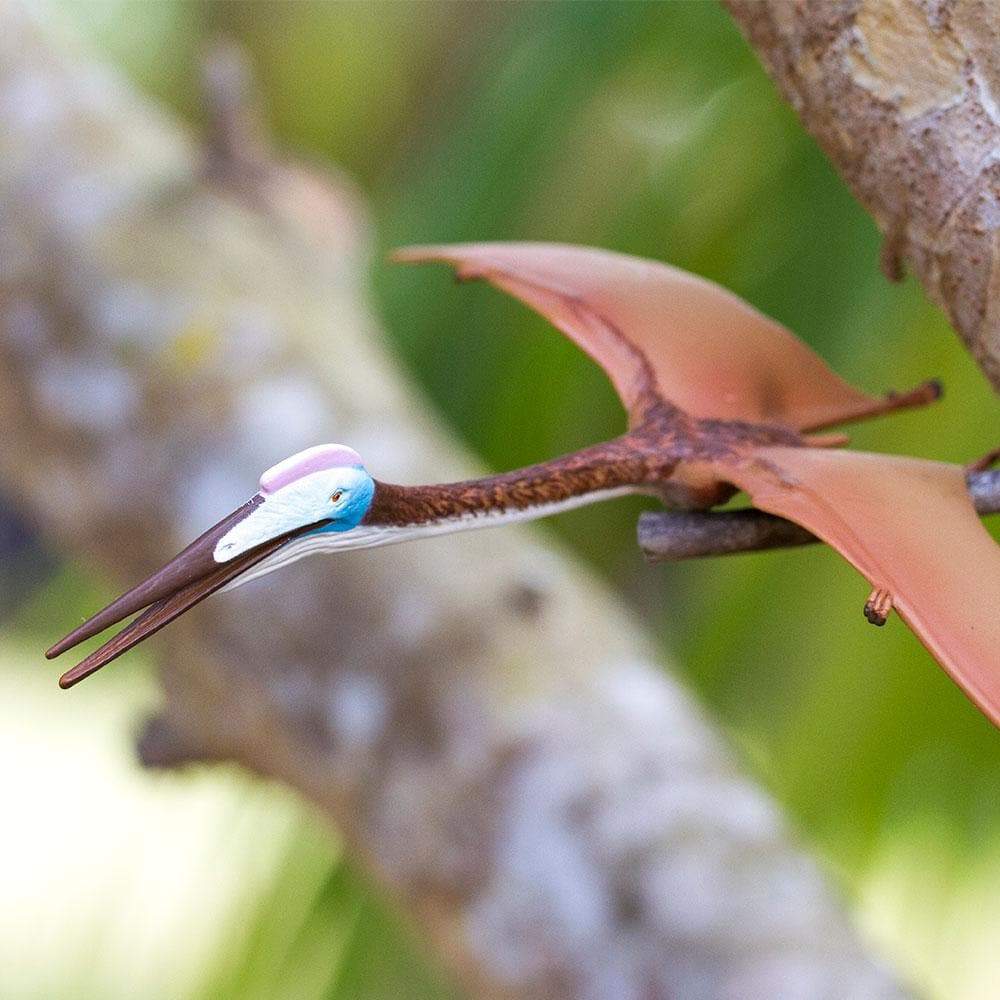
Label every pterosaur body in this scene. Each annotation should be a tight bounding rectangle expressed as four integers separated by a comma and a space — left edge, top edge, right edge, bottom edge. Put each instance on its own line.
49, 244, 1000, 725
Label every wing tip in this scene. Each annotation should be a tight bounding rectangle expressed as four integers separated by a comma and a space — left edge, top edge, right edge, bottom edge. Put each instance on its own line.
391, 245, 490, 284
390, 245, 447, 264
897, 377, 942, 407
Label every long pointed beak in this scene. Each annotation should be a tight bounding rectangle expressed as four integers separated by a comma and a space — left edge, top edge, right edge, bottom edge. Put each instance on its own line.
47, 496, 326, 688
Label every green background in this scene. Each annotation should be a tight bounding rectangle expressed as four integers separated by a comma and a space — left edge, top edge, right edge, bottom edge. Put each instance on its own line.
5, 3, 998, 998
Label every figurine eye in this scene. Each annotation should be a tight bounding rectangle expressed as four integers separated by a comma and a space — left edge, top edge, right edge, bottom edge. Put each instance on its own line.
331, 490, 344, 503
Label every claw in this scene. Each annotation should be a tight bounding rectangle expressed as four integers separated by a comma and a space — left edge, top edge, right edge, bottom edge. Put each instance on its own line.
966, 446, 1000, 473
864, 587, 893, 627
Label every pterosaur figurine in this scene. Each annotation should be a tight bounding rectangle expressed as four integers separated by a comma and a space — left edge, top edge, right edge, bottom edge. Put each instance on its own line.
48, 244, 1000, 725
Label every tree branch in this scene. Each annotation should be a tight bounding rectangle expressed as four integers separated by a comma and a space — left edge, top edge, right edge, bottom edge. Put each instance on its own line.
725, 0, 1000, 392
0, 6, 910, 998
640, 467, 1000, 562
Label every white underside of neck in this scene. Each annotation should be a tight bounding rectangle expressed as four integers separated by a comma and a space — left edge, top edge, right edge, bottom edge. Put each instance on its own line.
220, 484, 642, 593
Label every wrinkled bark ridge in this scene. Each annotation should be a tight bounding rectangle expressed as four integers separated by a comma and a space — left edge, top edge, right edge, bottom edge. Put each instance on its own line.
726, 0, 1000, 391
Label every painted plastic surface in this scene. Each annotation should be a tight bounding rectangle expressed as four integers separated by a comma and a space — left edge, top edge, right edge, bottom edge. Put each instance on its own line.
395, 243, 881, 431
720, 448, 1000, 726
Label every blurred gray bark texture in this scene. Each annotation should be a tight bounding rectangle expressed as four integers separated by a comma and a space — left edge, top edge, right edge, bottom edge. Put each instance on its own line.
726, 0, 1000, 392
0, 6, 909, 1000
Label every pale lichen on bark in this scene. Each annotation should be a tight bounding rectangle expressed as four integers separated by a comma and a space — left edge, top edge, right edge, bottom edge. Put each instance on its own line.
0, 4, 910, 998
726, 0, 1000, 391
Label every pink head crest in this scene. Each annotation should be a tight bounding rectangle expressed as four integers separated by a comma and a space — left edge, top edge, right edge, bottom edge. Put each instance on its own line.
259, 444, 365, 495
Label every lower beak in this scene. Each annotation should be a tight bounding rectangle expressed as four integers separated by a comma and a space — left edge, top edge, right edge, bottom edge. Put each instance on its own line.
47, 497, 326, 688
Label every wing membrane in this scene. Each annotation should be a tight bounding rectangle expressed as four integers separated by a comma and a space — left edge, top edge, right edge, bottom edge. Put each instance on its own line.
719, 447, 1000, 725
395, 243, 886, 430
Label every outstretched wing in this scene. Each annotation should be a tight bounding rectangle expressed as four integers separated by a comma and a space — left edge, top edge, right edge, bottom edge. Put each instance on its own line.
717, 447, 1000, 726
394, 242, 890, 431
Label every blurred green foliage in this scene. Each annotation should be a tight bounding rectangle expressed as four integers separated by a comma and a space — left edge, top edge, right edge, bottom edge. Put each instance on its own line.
9, 2, 998, 998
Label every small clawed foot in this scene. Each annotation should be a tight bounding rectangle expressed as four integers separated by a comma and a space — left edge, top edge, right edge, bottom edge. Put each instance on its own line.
967, 446, 1000, 473
864, 587, 893, 627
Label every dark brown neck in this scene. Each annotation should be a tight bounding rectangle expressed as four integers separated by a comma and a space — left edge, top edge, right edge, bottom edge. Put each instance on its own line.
363, 436, 663, 528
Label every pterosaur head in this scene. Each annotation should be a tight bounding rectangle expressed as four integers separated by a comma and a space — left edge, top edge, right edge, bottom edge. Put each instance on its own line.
48, 444, 375, 688
216, 444, 376, 560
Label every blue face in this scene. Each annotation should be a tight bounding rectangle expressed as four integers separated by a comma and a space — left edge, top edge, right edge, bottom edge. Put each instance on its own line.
311, 467, 376, 534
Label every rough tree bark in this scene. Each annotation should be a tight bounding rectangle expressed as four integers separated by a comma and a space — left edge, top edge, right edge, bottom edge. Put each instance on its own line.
0, 5, 909, 999
725, 0, 1000, 392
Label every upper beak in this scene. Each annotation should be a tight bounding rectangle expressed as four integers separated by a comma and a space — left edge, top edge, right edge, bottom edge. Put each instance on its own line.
47, 496, 326, 689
